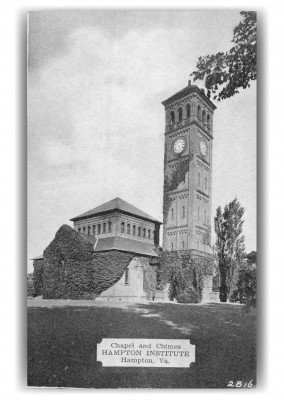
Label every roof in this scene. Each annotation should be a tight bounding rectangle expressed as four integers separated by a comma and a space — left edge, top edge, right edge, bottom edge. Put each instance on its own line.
30, 255, 43, 260
70, 197, 162, 224
162, 81, 216, 110
93, 236, 158, 257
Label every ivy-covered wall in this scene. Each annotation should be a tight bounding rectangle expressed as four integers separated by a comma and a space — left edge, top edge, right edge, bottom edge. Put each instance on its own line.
33, 225, 133, 300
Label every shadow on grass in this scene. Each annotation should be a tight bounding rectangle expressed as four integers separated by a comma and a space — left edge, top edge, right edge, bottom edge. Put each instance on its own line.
27, 302, 256, 388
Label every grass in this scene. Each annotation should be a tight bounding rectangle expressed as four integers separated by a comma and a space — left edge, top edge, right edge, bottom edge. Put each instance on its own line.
27, 300, 256, 388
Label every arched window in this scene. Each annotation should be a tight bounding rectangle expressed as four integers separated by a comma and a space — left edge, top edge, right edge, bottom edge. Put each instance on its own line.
103, 223, 106, 234
182, 206, 185, 218
202, 110, 206, 124
87, 226, 91, 235
143, 228, 146, 238
197, 240, 199, 250
207, 114, 211, 129
83, 226, 86, 233
138, 227, 141, 237
108, 221, 112, 233
78, 227, 81, 233
125, 268, 129, 284
182, 241, 185, 250
198, 173, 201, 186
148, 229, 151, 239
197, 105, 201, 120
133, 225, 136, 235
204, 210, 207, 223
127, 223, 130, 234
98, 224, 101, 234
121, 222, 125, 233
92, 225, 96, 235
170, 111, 175, 126
205, 177, 207, 190
186, 104, 191, 119
171, 242, 174, 251
171, 208, 174, 220
178, 107, 183, 122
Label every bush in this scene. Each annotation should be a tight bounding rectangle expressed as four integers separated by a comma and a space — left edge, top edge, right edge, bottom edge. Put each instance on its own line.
176, 287, 199, 304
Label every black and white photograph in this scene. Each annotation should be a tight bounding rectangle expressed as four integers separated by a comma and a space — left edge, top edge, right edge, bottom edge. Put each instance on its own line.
26, 9, 257, 389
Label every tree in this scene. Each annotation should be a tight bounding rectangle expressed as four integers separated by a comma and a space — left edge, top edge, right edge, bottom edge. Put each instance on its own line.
191, 11, 256, 101
231, 251, 257, 305
214, 198, 246, 302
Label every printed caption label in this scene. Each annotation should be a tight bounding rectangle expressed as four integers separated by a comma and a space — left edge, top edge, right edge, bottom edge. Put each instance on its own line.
97, 338, 195, 368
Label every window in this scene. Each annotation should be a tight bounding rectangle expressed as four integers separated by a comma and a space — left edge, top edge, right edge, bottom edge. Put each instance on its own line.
138, 227, 141, 237
204, 210, 207, 224
127, 224, 130, 234
78, 227, 81, 233
125, 268, 129, 284
202, 110, 206, 124
197, 105, 201, 120
205, 177, 207, 190
207, 114, 211, 129
121, 222, 125, 233
83, 226, 86, 233
133, 225, 136, 235
148, 229, 151, 239
186, 104, 191, 119
182, 241, 185, 250
171, 208, 174, 220
171, 243, 174, 251
87, 226, 91, 235
182, 206, 185, 218
108, 221, 112, 233
143, 228, 146, 238
103, 223, 106, 234
178, 107, 183, 122
197, 240, 199, 250
92, 225, 96, 235
170, 111, 175, 125
198, 173, 200, 186
98, 224, 101, 234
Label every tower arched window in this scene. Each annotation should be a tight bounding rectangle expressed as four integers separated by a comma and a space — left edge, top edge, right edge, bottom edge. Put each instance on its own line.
202, 110, 206, 124
78, 227, 81, 233
186, 104, 191, 119
171, 243, 174, 251
83, 226, 86, 233
103, 223, 106, 234
92, 225, 96, 235
178, 107, 183, 122
207, 114, 211, 129
204, 210, 207, 224
205, 177, 207, 190
125, 268, 129, 284
121, 222, 125, 233
182, 206, 185, 218
143, 228, 146, 238
170, 111, 175, 126
87, 226, 91, 235
133, 225, 136, 235
198, 173, 201, 187
138, 227, 141, 237
148, 229, 151, 239
197, 105, 201, 120
182, 241, 185, 250
98, 224, 101, 234
127, 223, 130, 234
171, 208, 174, 220
108, 221, 112, 233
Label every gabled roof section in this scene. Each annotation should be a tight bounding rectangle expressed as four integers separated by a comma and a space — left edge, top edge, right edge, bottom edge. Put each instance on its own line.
162, 80, 216, 110
70, 197, 162, 224
94, 236, 158, 257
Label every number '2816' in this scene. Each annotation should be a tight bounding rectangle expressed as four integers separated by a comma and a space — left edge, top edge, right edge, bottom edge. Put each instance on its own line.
227, 380, 254, 388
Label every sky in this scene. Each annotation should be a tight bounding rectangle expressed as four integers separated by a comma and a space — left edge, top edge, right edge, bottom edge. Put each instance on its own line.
27, 10, 256, 273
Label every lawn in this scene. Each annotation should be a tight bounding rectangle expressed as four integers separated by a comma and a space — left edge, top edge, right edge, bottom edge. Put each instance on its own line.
27, 300, 256, 388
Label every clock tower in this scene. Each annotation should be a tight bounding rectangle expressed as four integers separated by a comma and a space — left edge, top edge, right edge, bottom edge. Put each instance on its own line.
162, 80, 216, 255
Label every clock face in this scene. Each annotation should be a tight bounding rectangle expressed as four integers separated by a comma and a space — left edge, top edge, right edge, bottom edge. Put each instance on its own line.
200, 140, 207, 156
173, 137, 186, 155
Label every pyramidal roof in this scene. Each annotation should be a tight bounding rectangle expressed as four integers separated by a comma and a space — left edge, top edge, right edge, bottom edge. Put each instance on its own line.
70, 197, 162, 224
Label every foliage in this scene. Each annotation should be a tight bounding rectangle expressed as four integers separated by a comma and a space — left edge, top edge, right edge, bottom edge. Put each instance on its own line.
191, 11, 257, 101
176, 287, 199, 304
38, 225, 133, 299
27, 275, 36, 297
33, 259, 44, 296
141, 257, 157, 300
230, 252, 257, 305
159, 250, 214, 302
214, 198, 246, 302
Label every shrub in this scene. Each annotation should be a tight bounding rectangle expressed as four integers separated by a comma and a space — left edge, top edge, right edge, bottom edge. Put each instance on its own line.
176, 287, 199, 304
